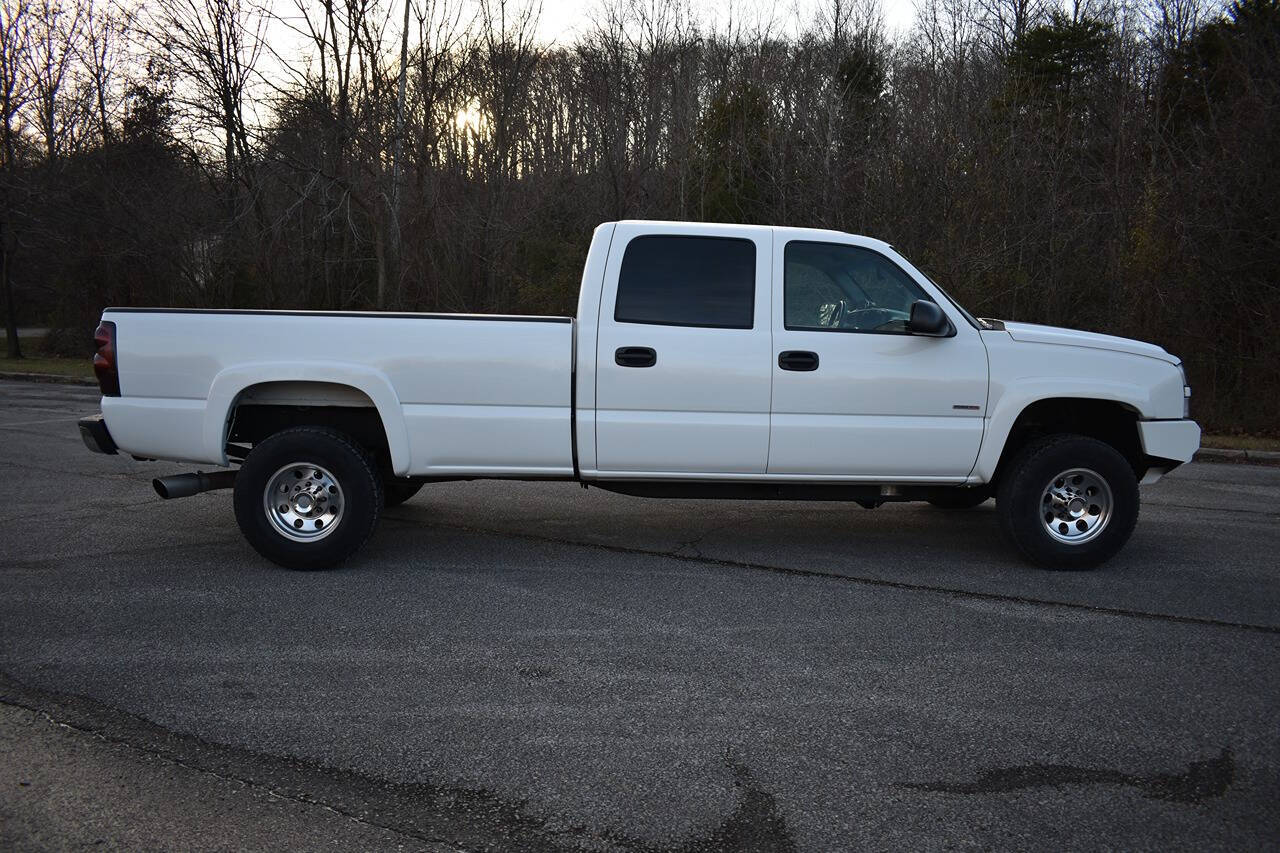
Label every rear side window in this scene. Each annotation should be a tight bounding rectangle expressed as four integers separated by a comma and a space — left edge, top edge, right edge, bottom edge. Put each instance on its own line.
614, 235, 755, 329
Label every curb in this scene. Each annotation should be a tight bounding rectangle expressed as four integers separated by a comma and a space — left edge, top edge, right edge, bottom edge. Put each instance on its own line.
1194, 447, 1280, 466
0, 371, 96, 386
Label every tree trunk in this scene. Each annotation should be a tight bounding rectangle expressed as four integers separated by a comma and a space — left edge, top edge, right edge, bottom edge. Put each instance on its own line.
1, 217, 21, 360
374, 215, 387, 311
387, 0, 411, 310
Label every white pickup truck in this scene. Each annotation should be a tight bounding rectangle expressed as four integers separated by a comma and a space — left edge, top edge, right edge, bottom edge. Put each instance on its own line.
79, 221, 1199, 570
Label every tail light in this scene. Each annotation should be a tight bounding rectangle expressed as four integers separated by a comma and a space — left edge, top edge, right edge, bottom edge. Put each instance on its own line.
93, 320, 120, 396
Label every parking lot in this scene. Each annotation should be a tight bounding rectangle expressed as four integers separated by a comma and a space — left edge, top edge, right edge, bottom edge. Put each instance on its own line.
2, 378, 1278, 850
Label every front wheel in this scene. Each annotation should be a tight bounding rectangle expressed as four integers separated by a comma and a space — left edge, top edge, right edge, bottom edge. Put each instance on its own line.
996, 434, 1138, 570
233, 427, 383, 570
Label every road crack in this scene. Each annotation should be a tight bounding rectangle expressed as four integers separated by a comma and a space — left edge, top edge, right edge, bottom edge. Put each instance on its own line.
903, 748, 1234, 804
0, 671, 797, 852
389, 515, 1280, 635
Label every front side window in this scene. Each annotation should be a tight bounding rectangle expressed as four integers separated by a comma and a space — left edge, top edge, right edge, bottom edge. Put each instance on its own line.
615, 235, 755, 329
784, 241, 930, 334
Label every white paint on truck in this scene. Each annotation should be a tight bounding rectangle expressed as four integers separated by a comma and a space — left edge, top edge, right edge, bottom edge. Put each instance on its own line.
102, 310, 574, 477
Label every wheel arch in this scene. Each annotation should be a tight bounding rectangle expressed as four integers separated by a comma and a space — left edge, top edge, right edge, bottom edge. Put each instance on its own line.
204, 364, 411, 476
978, 395, 1146, 485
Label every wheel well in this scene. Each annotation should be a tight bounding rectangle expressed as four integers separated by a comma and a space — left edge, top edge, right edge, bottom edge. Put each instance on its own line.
995, 398, 1144, 482
226, 382, 391, 467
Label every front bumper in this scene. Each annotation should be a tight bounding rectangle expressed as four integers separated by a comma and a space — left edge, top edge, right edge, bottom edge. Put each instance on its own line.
79, 414, 118, 455
1138, 419, 1200, 464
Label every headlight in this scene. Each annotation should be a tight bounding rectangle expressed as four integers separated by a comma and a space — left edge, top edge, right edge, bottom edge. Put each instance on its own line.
1177, 362, 1191, 418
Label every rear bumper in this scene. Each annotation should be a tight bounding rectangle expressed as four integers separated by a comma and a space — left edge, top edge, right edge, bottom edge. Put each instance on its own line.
78, 414, 118, 455
1138, 419, 1200, 464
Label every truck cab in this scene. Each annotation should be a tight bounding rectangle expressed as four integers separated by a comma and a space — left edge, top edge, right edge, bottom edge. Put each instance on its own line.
578, 221, 989, 480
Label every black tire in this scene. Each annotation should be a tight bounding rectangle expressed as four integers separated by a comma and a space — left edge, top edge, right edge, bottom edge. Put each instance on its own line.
384, 479, 424, 507
927, 488, 991, 510
233, 426, 383, 570
996, 434, 1138, 570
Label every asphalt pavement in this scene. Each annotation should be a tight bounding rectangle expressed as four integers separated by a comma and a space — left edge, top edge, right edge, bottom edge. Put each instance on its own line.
1, 379, 1277, 851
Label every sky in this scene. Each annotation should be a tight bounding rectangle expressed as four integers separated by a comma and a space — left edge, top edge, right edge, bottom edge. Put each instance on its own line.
529, 0, 920, 43
261, 0, 922, 72
250, 0, 921, 133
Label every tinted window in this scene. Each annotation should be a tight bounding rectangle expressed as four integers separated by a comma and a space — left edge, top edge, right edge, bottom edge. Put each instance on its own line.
615, 235, 755, 329
785, 241, 930, 334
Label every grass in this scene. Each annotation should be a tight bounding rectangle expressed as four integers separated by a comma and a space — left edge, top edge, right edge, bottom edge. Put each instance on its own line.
0, 355, 94, 379
0, 331, 94, 379
1200, 434, 1280, 453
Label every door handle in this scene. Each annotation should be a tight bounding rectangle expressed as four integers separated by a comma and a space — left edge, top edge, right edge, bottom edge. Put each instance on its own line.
778, 350, 819, 371
615, 346, 657, 368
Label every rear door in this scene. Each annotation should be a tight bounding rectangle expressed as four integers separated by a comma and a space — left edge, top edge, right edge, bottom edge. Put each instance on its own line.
594, 223, 773, 474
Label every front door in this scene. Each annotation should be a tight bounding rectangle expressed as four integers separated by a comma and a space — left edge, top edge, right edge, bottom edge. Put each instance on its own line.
767, 234, 988, 480
594, 224, 773, 474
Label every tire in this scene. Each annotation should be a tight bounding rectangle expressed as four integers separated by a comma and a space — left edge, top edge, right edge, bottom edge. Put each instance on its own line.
233, 426, 383, 570
384, 479, 424, 507
996, 434, 1138, 570
927, 488, 991, 510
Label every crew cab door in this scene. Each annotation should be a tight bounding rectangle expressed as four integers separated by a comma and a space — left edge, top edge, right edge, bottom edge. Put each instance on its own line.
594, 224, 773, 474
767, 233, 988, 479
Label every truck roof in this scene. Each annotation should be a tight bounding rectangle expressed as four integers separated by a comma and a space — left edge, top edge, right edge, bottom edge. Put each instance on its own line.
610, 220, 894, 252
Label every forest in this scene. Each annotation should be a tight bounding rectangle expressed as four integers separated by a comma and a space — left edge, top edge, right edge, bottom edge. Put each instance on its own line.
0, 0, 1276, 432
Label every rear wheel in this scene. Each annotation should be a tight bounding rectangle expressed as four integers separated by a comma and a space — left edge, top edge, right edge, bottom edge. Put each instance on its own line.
996, 434, 1138, 569
233, 427, 383, 570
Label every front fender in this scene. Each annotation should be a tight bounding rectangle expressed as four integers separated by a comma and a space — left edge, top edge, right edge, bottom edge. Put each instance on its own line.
204, 362, 411, 476
973, 377, 1152, 482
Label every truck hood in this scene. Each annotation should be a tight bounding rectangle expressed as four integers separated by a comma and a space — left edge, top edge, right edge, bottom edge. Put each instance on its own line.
999, 321, 1180, 365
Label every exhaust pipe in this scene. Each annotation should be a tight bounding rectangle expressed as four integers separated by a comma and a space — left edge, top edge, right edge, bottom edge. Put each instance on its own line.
153, 470, 238, 500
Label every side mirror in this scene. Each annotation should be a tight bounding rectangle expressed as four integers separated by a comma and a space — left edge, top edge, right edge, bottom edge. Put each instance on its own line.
907, 300, 950, 336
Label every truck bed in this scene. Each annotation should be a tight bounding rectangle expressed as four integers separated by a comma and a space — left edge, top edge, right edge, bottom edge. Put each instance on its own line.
101, 308, 576, 477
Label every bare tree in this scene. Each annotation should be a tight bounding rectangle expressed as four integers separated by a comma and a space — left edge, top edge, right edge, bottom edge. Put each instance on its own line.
474, 0, 541, 308
148, 0, 266, 207
143, 0, 268, 309
24, 0, 87, 163
974, 0, 1046, 54
0, 0, 31, 358
79, 0, 125, 145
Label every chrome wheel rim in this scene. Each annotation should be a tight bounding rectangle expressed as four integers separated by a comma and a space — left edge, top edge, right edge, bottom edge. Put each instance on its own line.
264, 462, 344, 542
1040, 468, 1112, 544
